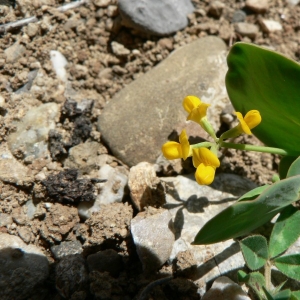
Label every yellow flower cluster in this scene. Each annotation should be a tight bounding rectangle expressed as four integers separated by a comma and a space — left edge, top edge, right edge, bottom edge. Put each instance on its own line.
161, 95, 262, 185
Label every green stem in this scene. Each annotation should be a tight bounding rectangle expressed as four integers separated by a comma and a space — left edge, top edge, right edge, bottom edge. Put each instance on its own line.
191, 142, 214, 149
220, 142, 295, 156
265, 260, 272, 291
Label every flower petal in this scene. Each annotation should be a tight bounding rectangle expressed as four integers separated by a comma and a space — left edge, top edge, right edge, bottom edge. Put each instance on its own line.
179, 129, 190, 160
192, 148, 220, 168
195, 163, 216, 185
244, 110, 262, 129
236, 111, 252, 134
187, 103, 210, 123
182, 95, 201, 114
162, 141, 182, 160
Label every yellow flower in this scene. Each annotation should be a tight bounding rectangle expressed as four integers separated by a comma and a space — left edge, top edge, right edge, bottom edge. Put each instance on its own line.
162, 129, 191, 160
183, 95, 210, 123
182, 95, 217, 141
192, 148, 220, 185
236, 110, 262, 135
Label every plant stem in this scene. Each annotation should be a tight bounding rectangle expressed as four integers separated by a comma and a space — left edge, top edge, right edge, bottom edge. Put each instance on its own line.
220, 142, 296, 156
265, 260, 272, 291
191, 142, 214, 149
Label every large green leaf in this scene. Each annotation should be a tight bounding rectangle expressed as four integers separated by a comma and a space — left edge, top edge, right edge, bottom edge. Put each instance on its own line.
193, 175, 300, 244
226, 42, 300, 156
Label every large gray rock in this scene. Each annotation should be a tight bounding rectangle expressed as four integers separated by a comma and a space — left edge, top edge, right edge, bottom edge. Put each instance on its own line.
98, 36, 228, 166
118, 0, 194, 36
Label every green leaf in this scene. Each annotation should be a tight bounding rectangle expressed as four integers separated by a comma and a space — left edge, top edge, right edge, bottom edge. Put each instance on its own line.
238, 270, 266, 300
291, 291, 300, 300
226, 42, 300, 156
269, 205, 300, 258
263, 287, 275, 300
193, 175, 300, 244
287, 156, 300, 178
279, 156, 298, 179
274, 254, 300, 281
267, 288, 291, 300
238, 185, 270, 202
240, 235, 268, 270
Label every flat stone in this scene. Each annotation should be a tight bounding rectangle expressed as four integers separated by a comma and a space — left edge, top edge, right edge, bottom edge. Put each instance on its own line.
202, 276, 251, 300
245, 0, 269, 13
162, 173, 256, 295
0, 233, 49, 299
4, 41, 26, 63
259, 19, 283, 33
98, 36, 228, 166
131, 208, 175, 272
208, 1, 225, 18
0, 144, 33, 186
118, 0, 194, 36
7, 102, 59, 160
234, 22, 259, 39
232, 10, 246, 23
51, 240, 83, 260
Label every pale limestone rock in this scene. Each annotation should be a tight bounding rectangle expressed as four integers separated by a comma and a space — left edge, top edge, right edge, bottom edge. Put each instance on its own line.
245, 0, 269, 13
259, 19, 283, 33
234, 22, 259, 39
8, 102, 59, 160
128, 162, 165, 211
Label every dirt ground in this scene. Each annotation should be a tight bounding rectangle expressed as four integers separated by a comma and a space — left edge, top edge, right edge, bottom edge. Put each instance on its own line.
0, 0, 299, 299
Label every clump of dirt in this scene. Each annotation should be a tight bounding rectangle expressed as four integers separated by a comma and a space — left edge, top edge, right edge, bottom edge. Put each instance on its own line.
42, 169, 97, 203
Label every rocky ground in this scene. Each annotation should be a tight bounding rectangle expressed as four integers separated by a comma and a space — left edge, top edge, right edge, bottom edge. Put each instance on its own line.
0, 0, 300, 299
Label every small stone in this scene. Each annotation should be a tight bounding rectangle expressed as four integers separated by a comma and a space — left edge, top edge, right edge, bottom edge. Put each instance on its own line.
208, 1, 225, 18
128, 162, 165, 211
0, 213, 13, 226
55, 255, 88, 299
232, 10, 246, 23
7, 103, 59, 160
202, 276, 251, 300
93, 0, 111, 7
118, 0, 194, 36
51, 240, 83, 260
111, 41, 130, 56
259, 19, 283, 33
17, 226, 33, 244
87, 249, 123, 277
131, 208, 175, 272
27, 23, 39, 37
107, 5, 118, 17
245, 0, 269, 13
0, 94, 5, 107
0, 144, 33, 186
234, 22, 259, 39
4, 41, 26, 63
